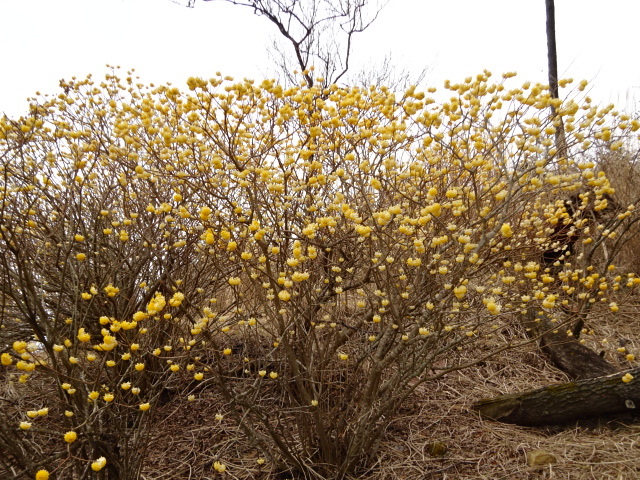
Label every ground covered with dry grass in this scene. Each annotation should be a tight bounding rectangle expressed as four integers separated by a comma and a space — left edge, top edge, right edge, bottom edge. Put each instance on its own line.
146, 303, 640, 480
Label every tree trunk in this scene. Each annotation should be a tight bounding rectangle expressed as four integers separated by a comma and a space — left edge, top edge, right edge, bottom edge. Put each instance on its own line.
546, 0, 560, 100
473, 367, 640, 426
545, 0, 568, 158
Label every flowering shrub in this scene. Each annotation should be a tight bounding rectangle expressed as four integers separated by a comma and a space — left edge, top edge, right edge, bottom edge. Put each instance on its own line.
1, 70, 639, 479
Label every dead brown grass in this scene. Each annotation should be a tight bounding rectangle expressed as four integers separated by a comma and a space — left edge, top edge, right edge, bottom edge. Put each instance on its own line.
598, 147, 640, 274
143, 303, 640, 480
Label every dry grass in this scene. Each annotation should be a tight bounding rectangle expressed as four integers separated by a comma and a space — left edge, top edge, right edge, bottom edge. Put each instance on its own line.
598, 148, 640, 274
143, 305, 640, 480
366, 349, 640, 480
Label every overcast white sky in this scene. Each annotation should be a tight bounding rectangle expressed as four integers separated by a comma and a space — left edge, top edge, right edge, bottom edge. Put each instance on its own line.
1, 0, 639, 118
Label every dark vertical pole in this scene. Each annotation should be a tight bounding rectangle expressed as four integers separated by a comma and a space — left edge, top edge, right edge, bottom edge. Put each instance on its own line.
546, 0, 559, 100
545, 0, 566, 158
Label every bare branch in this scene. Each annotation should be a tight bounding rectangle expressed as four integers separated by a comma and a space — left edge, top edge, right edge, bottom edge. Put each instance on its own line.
203, 0, 387, 86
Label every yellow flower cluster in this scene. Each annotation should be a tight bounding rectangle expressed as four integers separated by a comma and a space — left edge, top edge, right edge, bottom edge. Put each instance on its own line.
91, 456, 107, 471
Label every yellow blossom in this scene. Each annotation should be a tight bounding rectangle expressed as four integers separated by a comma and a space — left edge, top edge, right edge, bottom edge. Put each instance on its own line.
35, 470, 49, 480
278, 290, 291, 301
291, 271, 309, 282
200, 206, 212, 221
147, 293, 166, 315
77, 328, 91, 342
1, 353, 12, 365
132, 311, 148, 322
355, 224, 372, 237
169, 292, 184, 307
486, 299, 501, 315
429, 203, 442, 217
91, 457, 107, 471
94, 334, 117, 352
453, 285, 467, 299
542, 295, 556, 309
64, 431, 78, 443
500, 223, 513, 238
13, 341, 27, 353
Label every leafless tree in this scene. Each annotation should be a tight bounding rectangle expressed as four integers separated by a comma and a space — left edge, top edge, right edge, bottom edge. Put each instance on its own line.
194, 0, 387, 87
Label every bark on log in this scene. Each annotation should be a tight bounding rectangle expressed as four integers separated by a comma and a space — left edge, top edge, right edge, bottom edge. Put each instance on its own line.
524, 309, 617, 380
473, 367, 640, 426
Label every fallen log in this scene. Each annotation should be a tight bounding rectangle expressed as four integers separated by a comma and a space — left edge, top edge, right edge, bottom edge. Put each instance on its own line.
473, 367, 640, 426
524, 309, 616, 380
